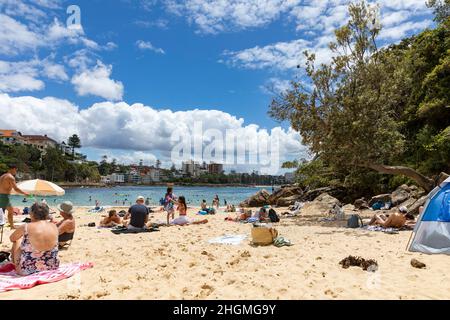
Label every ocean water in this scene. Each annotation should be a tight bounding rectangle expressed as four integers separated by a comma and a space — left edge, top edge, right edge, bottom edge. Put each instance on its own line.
10, 185, 269, 207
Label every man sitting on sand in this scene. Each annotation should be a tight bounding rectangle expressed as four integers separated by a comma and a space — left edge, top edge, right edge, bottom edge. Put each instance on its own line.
123, 196, 149, 230
368, 206, 412, 228
56, 201, 76, 247
100, 210, 122, 227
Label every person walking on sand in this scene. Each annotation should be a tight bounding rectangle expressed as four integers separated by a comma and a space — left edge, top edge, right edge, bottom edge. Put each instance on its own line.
0, 164, 29, 229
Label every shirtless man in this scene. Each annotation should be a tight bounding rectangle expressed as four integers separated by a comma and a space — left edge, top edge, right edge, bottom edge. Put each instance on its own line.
369, 206, 408, 228
0, 164, 28, 229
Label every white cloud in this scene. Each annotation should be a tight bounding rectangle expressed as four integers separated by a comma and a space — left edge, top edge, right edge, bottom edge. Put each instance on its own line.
223, 1, 433, 70
260, 78, 292, 95
71, 61, 124, 101
136, 40, 166, 54
0, 59, 68, 92
166, 0, 300, 34
0, 93, 308, 174
0, 14, 42, 55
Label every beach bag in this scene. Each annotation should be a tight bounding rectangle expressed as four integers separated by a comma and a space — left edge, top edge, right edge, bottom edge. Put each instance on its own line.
251, 225, 278, 245
268, 209, 280, 223
347, 214, 364, 228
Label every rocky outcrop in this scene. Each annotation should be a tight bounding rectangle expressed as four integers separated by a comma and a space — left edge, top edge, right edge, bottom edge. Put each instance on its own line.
239, 189, 270, 207
354, 198, 369, 210
276, 195, 303, 207
391, 184, 412, 206
268, 186, 303, 206
407, 195, 428, 216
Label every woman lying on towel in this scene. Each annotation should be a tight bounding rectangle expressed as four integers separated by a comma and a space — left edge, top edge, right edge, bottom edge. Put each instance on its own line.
9, 203, 60, 275
170, 196, 208, 226
100, 210, 122, 227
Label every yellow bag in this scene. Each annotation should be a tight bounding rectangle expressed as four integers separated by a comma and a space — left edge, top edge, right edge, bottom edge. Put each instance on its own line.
251, 226, 278, 245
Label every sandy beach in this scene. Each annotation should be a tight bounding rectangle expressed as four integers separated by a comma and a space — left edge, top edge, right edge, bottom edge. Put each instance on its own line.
1, 204, 449, 300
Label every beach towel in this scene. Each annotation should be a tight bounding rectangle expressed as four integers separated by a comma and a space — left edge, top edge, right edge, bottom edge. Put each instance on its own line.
111, 226, 159, 234
0, 262, 93, 293
208, 234, 247, 245
362, 225, 414, 233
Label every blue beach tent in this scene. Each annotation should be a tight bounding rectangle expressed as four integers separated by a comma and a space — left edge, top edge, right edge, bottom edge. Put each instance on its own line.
409, 177, 450, 254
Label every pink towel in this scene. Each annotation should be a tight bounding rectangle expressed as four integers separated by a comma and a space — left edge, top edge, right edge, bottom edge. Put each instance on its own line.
0, 262, 93, 293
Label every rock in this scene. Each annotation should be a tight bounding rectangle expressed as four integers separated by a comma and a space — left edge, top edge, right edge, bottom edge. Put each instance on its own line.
411, 258, 426, 269
276, 195, 303, 207
391, 184, 411, 206
407, 195, 428, 216
268, 186, 303, 205
311, 193, 341, 213
300, 186, 347, 202
398, 198, 417, 210
343, 204, 356, 212
239, 189, 270, 207
368, 194, 392, 207
354, 198, 369, 210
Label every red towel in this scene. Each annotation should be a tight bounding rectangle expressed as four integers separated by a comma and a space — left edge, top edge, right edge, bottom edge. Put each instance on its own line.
0, 262, 93, 293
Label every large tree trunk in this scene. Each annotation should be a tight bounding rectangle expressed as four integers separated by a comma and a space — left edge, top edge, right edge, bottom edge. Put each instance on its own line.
365, 164, 435, 192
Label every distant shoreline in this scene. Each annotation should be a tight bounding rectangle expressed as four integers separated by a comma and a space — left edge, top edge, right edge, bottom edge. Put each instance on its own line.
55, 182, 278, 189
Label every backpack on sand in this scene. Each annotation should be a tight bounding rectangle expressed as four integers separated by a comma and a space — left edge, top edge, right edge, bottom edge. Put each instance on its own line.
268, 209, 280, 223
347, 214, 364, 228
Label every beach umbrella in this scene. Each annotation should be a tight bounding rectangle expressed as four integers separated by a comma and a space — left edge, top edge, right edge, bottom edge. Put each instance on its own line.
13, 179, 65, 196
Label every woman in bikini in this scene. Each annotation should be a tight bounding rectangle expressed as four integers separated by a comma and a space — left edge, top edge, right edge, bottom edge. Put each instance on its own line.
171, 196, 208, 226
10, 203, 60, 275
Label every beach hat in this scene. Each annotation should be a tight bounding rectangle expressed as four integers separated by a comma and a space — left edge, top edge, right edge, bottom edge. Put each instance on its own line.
57, 201, 74, 214
136, 196, 145, 202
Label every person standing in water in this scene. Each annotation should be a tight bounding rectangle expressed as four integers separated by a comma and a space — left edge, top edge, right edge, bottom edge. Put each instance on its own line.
0, 164, 29, 229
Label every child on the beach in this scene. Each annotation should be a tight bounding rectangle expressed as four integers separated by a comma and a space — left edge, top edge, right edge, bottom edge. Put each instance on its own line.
164, 187, 176, 225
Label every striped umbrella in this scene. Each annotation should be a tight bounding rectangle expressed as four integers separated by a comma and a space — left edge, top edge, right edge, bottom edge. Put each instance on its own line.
13, 179, 65, 196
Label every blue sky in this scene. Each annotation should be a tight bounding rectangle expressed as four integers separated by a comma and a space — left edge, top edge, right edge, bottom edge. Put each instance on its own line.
0, 0, 434, 173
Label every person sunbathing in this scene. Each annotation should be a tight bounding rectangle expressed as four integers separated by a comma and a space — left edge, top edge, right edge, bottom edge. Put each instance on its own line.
56, 201, 76, 247
368, 206, 409, 228
100, 210, 122, 227
171, 196, 208, 226
10, 203, 60, 275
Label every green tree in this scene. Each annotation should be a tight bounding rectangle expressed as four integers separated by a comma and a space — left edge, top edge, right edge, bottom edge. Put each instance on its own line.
427, 0, 450, 23
68, 134, 81, 159
269, 0, 448, 192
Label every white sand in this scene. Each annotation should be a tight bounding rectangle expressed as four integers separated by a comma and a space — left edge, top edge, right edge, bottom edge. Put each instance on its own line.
0, 205, 449, 300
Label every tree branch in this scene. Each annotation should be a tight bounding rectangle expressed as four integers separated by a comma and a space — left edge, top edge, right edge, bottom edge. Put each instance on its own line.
363, 163, 435, 192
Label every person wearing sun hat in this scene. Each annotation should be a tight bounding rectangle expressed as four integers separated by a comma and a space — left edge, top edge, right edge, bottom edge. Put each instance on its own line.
56, 201, 76, 247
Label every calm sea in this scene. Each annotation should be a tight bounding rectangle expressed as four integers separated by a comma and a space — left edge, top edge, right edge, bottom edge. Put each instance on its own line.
10, 185, 269, 207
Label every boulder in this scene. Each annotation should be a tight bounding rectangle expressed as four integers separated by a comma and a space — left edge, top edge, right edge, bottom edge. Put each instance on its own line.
354, 198, 369, 210
368, 194, 392, 207
239, 189, 270, 207
268, 186, 303, 205
398, 198, 417, 210
391, 184, 411, 206
276, 195, 303, 207
300, 187, 346, 202
310, 193, 341, 213
407, 195, 428, 216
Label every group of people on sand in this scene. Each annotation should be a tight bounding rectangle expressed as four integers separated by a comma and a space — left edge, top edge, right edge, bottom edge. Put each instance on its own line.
98, 187, 209, 229
0, 164, 77, 276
